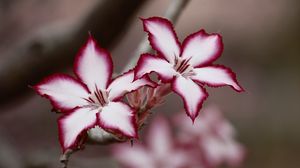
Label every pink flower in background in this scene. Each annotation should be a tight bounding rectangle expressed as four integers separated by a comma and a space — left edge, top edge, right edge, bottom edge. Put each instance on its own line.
33, 35, 156, 151
135, 17, 243, 121
113, 105, 245, 168
113, 116, 194, 168
175, 105, 245, 167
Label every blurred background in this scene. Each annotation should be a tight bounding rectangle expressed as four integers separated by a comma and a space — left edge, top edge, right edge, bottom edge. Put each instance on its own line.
0, 0, 299, 167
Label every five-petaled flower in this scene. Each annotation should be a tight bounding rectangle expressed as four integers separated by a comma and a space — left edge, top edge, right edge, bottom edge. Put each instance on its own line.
33, 35, 156, 151
135, 17, 244, 121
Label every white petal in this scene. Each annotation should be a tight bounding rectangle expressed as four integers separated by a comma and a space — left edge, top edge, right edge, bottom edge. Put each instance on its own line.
99, 102, 137, 138
191, 66, 243, 92
34, 74, 89, 111
142, 17, 180, 63
135, 54, 177, 82
172, 76, 208, 121
108, 70, 156, 101
181, 30, 223, 67
58, 107, 98, 151
74, 35, 113, 91
147, 116, 172, 157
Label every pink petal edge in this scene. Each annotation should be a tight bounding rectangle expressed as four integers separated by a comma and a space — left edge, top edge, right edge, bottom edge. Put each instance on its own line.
181, 29, 223, 67
33, 73, 90, 112
171, 77, 209, 122
108, 69, 157, 101
58, 107, 97, 152
73, 34, 113, 90
98, 102, 138, 139
141, 17, 181, 63
192, 65, 244, 92
134, 53, 177, 83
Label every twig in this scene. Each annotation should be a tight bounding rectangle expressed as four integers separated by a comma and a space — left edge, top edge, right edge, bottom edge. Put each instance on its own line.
122, 0, 191, 72
60, 149, 76, 168
0, 0, 147, 105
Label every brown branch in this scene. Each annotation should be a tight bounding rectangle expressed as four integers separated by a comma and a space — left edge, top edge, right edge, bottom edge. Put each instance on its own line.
0, 0, 147, 106
60, 149, 75, 168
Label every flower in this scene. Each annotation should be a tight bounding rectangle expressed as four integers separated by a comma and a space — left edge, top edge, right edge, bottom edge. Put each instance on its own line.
113, 106, 245, 168
33, 35, 156, 151
113, 116, 192, 168
135, 17, 243, 121
174, 105, 245, 167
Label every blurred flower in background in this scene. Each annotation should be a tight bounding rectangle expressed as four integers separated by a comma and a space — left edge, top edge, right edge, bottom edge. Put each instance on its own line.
175, 105, 245, 167
112, 105, 245, 168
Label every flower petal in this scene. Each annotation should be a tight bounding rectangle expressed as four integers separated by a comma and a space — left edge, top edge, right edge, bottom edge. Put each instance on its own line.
58, 107, 98, 151
171, 76, 208, 121
33, 74, 90, 111
181, 30, 223, 67
142, 17, 180, 63
147, 116, 172, 157
99, 102, 137, 138
191, 65, 243, 92
135, 54, 177, 82
108, 70, 157, 101
74, 35, 113, 91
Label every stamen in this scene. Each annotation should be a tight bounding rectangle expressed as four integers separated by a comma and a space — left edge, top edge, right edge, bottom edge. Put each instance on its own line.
88, 97, 95, 103
99, 91, 106, 105
94, 91, 102, 105
84, 84, 109, 107
174, 57, 193, 76
176, 59, 186, 73
83, 97, 93, 103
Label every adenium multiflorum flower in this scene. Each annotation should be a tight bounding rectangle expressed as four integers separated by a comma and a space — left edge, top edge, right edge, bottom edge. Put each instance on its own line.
135, 17, 244, 121
174, 105, 245, 167
33, 35, 156, 151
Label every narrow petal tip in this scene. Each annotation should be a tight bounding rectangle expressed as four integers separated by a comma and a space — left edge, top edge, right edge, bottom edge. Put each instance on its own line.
172, 76, 209, 122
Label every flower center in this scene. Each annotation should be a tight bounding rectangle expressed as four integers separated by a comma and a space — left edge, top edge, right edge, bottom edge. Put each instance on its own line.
173, 57, 194, 77
84, 86, 109, 107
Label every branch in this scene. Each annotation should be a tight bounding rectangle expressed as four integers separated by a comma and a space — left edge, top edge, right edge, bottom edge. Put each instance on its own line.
60, 149, 75, 168
122, 0, 191, 72
0, 0, 147, 106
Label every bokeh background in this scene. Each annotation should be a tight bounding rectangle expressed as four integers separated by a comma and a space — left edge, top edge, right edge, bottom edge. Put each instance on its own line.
0, 0, 299, 167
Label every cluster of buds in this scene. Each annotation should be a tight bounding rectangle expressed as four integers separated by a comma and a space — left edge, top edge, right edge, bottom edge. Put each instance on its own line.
113, 105, 245, 168
33, 17, 243, 160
